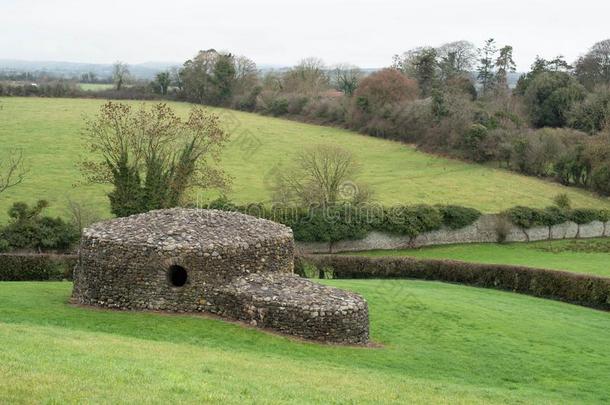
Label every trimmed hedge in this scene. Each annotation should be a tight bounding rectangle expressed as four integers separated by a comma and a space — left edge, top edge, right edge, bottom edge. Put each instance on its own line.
295, 255, 610, 310
206, 200, 482, 243
505, 206, 610, 228
0, 254, 77, 281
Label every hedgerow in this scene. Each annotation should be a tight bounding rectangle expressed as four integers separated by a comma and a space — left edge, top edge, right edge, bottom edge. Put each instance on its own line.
295, 254, 610, 310
206, 200, 482, 242
504, 206, 610, 228
0, 254, 77, 281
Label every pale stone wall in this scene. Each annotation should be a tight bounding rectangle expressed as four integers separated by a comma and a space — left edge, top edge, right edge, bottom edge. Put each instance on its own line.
295, 215, 610, 254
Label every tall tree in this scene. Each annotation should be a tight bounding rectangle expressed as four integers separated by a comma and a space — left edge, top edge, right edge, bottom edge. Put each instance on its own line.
393, 47, 438, 97
495, 45, 516, 89
233, 55, 258, 95
154, 71, 171, 95
332, 64, 362, 96
283, 57, 330, 95
437, 40, 477, 79
211, 53, 236, 105
112, 61, 130, 91
80, 102, 231, 217
477, 39, 497, 95
575, 39, 610, 90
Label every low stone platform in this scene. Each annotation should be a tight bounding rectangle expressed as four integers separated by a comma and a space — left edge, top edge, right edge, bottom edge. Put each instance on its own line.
207, 273, 369, 344
72, 208, 370, 344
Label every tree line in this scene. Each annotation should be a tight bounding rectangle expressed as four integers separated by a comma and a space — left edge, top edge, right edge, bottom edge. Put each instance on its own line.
160, 40, 610, 196
3, 39, 610, 196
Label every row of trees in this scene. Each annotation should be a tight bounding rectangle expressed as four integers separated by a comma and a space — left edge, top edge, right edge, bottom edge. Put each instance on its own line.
146, 39, 610, 196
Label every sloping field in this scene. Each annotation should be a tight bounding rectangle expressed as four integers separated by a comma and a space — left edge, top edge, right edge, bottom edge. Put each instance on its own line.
1, 97, 609, 220
0, 281, 609, 403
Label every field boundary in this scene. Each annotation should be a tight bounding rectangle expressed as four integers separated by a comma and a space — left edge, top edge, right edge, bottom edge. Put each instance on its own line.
296, 214, 610, 253
295, 254, 610, 310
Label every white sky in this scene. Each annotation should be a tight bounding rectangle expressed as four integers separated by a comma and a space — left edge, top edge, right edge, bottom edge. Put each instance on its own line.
1, 0, 609, 70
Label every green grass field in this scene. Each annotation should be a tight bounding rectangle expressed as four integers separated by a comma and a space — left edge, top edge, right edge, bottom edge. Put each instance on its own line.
354, 238, 610, 277
1, 280, 609, 403
78, 83, 116, 91
1, 97, 609, 221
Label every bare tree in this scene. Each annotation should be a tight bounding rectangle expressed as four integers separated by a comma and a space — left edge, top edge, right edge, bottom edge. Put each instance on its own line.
272, 144, 370, 207
112, 61, 130, 91
437, 40, 477, 75
65, 199, 101, 232
332, 64, 362, 96
233, 55, 258, 95
0, 150, 26, 194
283, 57, 330, 95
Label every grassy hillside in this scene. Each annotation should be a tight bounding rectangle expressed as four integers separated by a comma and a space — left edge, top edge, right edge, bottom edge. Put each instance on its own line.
1, 281, 609, 403
355, 238, 610, 277
1, 97, 609, 221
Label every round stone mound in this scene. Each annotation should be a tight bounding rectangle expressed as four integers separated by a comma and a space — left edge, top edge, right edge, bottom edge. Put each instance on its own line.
72, 208, 369, 344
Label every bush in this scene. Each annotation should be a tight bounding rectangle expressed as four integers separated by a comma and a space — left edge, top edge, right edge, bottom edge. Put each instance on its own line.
208, 199, 482, 242
0, 200, 79, 252
375, 205, 443, 237
570, 208, 610, 224
295, 255, 610, 310
268, 97, 289, 116
505, 205, 569, 228
437, 205, 481, 229
0, 254, 77, 281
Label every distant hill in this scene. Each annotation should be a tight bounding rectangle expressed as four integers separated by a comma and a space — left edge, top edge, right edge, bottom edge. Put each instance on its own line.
0, 59, 181, 80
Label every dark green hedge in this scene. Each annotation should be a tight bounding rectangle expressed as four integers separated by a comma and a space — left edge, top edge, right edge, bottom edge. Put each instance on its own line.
295, 255, 610, 310
207, 200, 482, 243
505, 206, 610, 228
0, 254, 77, 281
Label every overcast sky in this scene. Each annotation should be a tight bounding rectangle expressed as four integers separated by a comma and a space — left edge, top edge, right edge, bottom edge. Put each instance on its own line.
2, 0, 609, 70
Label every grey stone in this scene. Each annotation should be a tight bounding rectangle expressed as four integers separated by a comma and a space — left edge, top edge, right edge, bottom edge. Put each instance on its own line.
578, 221, 605, 238
72, 208, 369, 344
550, 221, 579, 239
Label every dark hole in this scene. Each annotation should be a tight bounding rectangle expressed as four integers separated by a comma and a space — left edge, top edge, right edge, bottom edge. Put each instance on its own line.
168, 265, 188, 287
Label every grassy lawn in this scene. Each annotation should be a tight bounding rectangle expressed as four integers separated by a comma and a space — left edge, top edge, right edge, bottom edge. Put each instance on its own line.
1, 97, 609, 221
354, 238, 610, 278
0, 281, 609, 403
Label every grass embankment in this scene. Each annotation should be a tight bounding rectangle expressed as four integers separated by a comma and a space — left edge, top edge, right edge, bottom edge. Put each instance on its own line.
0, 281, 609, 403
1, 97, 608, 220
355, 238, 610, 278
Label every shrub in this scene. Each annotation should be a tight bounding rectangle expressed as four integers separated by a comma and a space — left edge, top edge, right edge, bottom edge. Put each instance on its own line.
0, 254, 77, 281
268, 97, 289, 116
295, 255, 610, 310
437, 205, 481, 229
553, 193, 572, 210
505, 205, 569, 228
570, 208, 608, 224
0, 200, 79, 252
591, 164, 610, 196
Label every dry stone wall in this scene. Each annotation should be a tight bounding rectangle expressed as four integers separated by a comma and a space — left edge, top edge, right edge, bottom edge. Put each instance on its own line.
296, 214, 610, 254
72, 208, 369, 344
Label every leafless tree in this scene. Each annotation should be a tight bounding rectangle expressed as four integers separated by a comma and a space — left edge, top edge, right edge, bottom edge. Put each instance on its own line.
272, 144, 370, 207
65, 199, 101, 232
233, 55, 258, 95
283, 57, 330, 95
0, 150, 26, 194
437, 40, 477, 74
332, 64, 362, 96
112, 61, 130, 91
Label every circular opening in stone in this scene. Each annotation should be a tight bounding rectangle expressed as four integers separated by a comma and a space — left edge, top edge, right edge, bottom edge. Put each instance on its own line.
168, 265, 188, 287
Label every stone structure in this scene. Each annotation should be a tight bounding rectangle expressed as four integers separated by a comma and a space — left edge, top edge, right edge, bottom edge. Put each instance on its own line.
296, 214, 610, 254
72, 208, 369, 344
